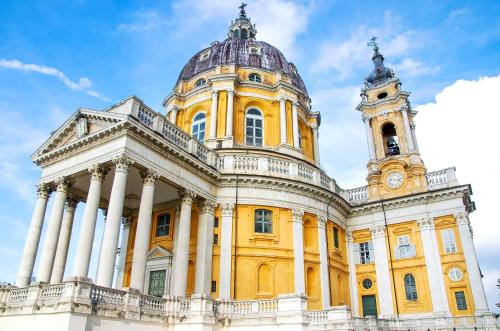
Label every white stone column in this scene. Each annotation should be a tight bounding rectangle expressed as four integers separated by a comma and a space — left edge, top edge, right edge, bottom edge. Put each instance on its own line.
363, 115, 376, 160
455, 212, 489, 314
37, 177, 71, 283
410, 123, 419, 153
73, 164, 107, 279
292, 209, 305, 294
219, 203, 234, 299
292, 102, 300, 148
312, 125, 320, 164
317, 216, 331, 308
170, 206, 181, 295
400, 105, 415, 152
279, 98, 287, 145
115, 217, 130, 289
96, 155, 133, 287
50, 196, 78, 283
170, 106, 179, 125
130, 170, 159, 292
171, 189, 197, 297
209, 90, 218, 140
417, 217, 450, 315
226, 89, 234, 137
371, 225, 394, 318
195, 200, 216, 295
347, 231, 360, 317
16, 183, 51, 287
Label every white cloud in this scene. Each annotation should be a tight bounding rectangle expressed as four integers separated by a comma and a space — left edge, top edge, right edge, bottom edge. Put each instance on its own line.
0, 59, 109, 101
388, 58, 440, 78
312, 11, 428, 79
416, 76, 500, 311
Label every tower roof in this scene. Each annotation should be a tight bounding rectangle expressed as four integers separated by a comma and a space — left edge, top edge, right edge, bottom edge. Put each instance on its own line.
365, 37, 395, 87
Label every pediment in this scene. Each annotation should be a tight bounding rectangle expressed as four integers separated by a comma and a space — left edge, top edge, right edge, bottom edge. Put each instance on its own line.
32, 109, 126, 160
147, 246, 172, 260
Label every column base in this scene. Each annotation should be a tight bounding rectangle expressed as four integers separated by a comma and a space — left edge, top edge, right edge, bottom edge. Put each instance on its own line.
220, 137, 234, 148
205, 139, 218, 149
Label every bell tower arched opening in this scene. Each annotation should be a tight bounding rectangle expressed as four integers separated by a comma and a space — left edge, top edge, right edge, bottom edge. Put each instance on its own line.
381, 122, 400, 156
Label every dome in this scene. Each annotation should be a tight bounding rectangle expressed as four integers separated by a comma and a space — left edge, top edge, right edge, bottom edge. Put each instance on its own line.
176, 37, 309, 96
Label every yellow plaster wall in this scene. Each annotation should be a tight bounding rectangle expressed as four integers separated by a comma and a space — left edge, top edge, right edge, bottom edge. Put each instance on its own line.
435, 215, 475, 316
303, 213, 322, 310
326, 222, 349, 307
299, 118, 314, 161
217, 90, 227, 138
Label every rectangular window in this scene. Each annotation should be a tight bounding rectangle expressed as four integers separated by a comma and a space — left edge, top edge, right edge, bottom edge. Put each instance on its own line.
214, 217, 219, 228
156, 213, 171, 237
148, 270, 166, 297
211, 281, 217, 293
396, 235, 416, 259
442, 228, 457, 254
254, 209, 272, 234
455, 291, 467, 310
333, 227, 339, 249
359, 242, 372, 264
213, 234, 219, 245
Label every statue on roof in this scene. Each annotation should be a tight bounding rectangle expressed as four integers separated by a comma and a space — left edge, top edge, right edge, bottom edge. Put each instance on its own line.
239, 3, 247, 17
364, 36, 395, 87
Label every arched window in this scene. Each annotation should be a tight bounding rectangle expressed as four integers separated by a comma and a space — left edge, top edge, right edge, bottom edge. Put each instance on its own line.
241, 28, 248, 39
192, 112, 206, 143
249, 73, 262, 82
254, 209, 272, 233
233, 29, 240, 38
404, 274, 418, 301
194, 78, 206, 88
382, 122, 400, 156
245, 108, 263, 147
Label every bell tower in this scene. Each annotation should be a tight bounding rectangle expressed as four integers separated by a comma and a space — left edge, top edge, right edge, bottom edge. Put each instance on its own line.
358, 37, 427, 201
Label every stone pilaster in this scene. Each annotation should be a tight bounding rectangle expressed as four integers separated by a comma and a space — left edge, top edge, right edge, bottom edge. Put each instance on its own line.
347, 231, 359, 317
219, 203, 235, 299
195, 200, 216, 295
292, 208, 305, 294
317, 216, 331, 308
279, 98, 287, 145
370, 224, 394, 318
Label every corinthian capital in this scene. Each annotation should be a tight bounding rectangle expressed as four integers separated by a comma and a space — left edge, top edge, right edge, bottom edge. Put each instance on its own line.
66, 194, 80, 209
178, 189, 197, 205
113, 154, 134, 172
292, 208, 304, 222
200, 200, 216, 215
417, 217, 434, 231
88, 164, 109, 182
317, 215, 327, 229
36, 182, 51, 199
55, 177, 72, 193
140, 169, 159, 185
221, 203, 235, 216
454, 212, 469, 226
346, 231, 354, 243
370, 224, 386, 239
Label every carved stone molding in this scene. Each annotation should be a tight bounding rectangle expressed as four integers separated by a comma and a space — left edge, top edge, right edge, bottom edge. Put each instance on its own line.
36, 182, 52, 199
140, 169, 160, 186
221, 203, 235, 216
178, 189, 197, 205
347, 231, 354, 243
88, 164, 109, 182
454, 212, 469, 226
370, 224, 386, 239
113, 154, 134, 173
55, 177, 72, 193
200, 200, 216, 215
317, 215, 327, 229
66, 194, 80, 209
416, 217, 435, 231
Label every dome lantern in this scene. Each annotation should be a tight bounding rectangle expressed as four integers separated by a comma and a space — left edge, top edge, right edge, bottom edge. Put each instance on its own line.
228, 3, 257, 40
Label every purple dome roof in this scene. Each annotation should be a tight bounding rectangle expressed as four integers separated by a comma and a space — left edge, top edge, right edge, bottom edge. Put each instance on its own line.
176, 37, 308, 96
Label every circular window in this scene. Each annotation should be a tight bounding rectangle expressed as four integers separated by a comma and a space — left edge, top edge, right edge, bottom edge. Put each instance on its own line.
362, 279, 373, 289
448, 268, 463, 282
377, 92, 388, 99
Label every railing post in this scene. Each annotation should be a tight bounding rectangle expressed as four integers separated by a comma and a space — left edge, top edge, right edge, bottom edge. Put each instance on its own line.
276, 293, 308, 328
123, 288, 141, 320
258, 156, 269, 172
326, 305, 351, 329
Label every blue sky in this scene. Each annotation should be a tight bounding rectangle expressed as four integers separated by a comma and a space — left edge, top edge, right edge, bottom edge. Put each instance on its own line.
0, 0, 499, 312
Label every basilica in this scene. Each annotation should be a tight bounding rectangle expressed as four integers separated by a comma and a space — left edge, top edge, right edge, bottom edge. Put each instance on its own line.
0, 5, 497, 331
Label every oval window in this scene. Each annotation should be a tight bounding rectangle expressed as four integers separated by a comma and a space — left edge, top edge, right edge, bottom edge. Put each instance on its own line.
448, 268, 463, 282
377, 92, 388, 99
362, 279, 372, 289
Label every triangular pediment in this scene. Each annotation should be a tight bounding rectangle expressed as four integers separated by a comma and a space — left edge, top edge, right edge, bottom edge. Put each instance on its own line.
147, 246, 172, 260
32, 109, 126, 161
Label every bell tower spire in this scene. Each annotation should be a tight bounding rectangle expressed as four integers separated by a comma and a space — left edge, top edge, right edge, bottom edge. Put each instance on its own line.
357, 37, 426, 201
228, 3, 257, 39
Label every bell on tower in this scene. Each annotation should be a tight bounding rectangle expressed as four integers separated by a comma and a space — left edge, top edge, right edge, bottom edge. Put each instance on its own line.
357, 37, 427, 200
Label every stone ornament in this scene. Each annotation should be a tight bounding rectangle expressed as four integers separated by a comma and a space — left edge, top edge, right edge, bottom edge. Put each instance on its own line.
454, 212, 470, 226
178, 189, 197, 205
200, 200, 216, 215
221, 203, 235, 216
75, 113, 88, 138
55, 177, 72, 193
36, 182, 52, 199
317, 216, 327, 229
416, 217, 435, 231
65, 194, 80, 209
346, 231, 354, 243
292, 208, 304, 222
113, 154, 134, 172
140, 169, 160, 185
370, 224, 386, 238
88, 164, 108, 182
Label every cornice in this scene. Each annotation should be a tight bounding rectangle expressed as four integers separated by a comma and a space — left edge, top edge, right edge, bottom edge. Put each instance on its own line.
348, 185, 472, 217
356, 90, 410, 112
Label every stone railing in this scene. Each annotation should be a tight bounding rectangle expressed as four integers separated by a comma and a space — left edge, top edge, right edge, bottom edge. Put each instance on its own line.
426, 167, 458, 190
217, 152, 338, 192
0, 283, 497, 330
344, 185, 368, 205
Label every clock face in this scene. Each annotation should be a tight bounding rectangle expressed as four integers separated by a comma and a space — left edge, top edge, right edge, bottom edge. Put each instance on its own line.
386, 172, 403, 189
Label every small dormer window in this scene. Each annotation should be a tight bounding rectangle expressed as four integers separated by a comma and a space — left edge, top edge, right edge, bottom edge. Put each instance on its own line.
241, 28, 248, 39
199, 50, 210, 61
233, 29, 240, 38
249, 46, 261, 55
249, 73, 262, 82
195, 78, 206, 88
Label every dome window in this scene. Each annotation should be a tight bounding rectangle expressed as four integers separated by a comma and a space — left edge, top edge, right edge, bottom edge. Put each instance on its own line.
241, 28, 248, 39
233, 29, 240, 38
249, 46, 261, 55
191, 112, 206, 143
245, 108, 263, 147
249, 73, 262, 82
377, 92, 388, 99
194, 78, 206, 88
199, 50, 210, 61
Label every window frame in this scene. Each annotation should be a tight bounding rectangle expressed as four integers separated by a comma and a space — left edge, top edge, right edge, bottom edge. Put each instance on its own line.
333, 227, 339, 249
254, 209, 272, 234
155, 213, 171, 237
249, 73, 262, 82
442, 228, 458, 254
245, 108, 264, 147
359, 242, 372, 264
455, 291, 467, 310
194, 78, 207, 88
191, 111, 206, 143
404, 273, 418, 301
